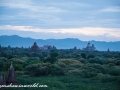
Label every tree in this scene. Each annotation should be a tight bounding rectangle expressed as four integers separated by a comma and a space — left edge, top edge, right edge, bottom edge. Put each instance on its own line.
81, 53, 86, 59
87, 54, 95, 59
45, 57, 57, 64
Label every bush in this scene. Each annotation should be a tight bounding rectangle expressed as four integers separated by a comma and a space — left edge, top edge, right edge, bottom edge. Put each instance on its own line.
14, 64, 24, 71
105, 59, 117, 64
100, 74, 115, 83
0, 57, 7, 61
25, 63, 64, 76
16, 71, 24, 75
2, 62, 23, 71
81, 70, 98, 78
88, 58, 103, 64
50, 52, 58, 57
100, 74, 120, 84
57, 59, 83, 72
44, 57, 57, 64
108, 63, 115, 67
79, 58, 88, 64
10, 58, 25, 64
66, 69, 82, 76
82, 63, 106, 74
25, 63, 51, 76
115, 60, 120, 65
87, 54, 95, 59
50, 64, 64, 75
89, 64, 106, 74
81, 53, 86, 59
107, 67, 120, 76
58, 59, 83, 66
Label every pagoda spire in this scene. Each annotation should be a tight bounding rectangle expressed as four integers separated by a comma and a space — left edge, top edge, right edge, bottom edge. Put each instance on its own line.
6, 61, 19, 85
10, 61, 14, 70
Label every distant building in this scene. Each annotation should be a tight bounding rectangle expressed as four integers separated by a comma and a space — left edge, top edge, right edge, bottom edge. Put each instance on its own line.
8, 45, 11, 49
83, 42, 96, 51
31, 42, 40, 52
0, 61, 19, 85
74, 46, 77, 50
40, 45, 56, 50
0, 45, 2, 52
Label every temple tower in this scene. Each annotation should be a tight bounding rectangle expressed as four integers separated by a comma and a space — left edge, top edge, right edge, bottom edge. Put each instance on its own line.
6, 61, 19, 85
92, 44, 96, 50
31, 42, 40, 52
87, 41, 91, 47
83, 42, 96, 51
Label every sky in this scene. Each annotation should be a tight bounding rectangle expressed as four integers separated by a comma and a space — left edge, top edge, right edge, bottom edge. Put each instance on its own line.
0, 0, 120, 41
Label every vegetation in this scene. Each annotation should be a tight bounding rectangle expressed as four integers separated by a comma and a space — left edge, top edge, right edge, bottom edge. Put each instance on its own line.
0, 47, 120, 90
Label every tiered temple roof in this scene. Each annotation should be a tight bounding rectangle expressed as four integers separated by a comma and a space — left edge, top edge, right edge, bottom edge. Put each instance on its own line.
31, 42, 40, 52
83, 42, 96, 51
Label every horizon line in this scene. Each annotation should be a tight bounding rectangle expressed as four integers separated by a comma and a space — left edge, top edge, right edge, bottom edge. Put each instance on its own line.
0, 34, 120, 42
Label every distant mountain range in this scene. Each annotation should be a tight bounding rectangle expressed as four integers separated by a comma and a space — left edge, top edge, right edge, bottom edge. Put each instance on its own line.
0, 35, 120, 51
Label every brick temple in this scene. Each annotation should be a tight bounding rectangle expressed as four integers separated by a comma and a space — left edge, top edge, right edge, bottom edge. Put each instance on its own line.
0, 61, 19, 85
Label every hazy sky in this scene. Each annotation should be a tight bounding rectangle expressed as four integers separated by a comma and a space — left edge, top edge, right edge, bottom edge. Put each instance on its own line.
0, 0, 120, 41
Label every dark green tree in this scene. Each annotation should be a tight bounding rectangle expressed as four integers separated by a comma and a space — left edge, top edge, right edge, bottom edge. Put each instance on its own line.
81, 53, 86, 59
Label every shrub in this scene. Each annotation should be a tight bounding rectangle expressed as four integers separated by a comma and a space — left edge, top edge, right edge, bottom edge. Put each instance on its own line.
100, 74, 114, 83
87, 54, 95, 59
100, 74, 120, 84
81, 70, 98, 78
10, 58, 25, 64
25, 63, 51, 76
79, 58, 88, 64
107, 67, 120, 76
57, 59, 83, 74
108, 63, 115, 67
105, 59, 117, 64
58, 59, 83, 66
66, 69, 82, 76
50, 52, 58, 57
69, 63, 83, 68
88, 58, 103, 64
25, 63, 64, 76
2, 63, 23, 71
89, 64, 106, 74
82, 63, 106, 74
81, 53, 86, 59
115, 60, 120, 65
16, 71, 24, 75
0, 57, 7, 62
44, 57, 57, 64
50, 64, 64, 75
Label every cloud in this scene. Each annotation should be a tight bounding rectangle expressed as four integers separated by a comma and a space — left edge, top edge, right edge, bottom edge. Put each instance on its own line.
0, 25, 120, 39
99, 6, 120, 12
0, 0, 66, 13
0, 0, 120, 31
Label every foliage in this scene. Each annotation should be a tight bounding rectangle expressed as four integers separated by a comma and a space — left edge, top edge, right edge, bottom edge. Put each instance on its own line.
115, 60, 120, 65
106, 67, 120, 76
79, 58, 88, 64
87, 54, 95, 59
88, 58, 104, 64
44, 57, 57, 64
2, 63, 23, 71
57, 59, 83, 73
81, 53, 86, 59
25, 63, 64, 76
0, 47, 120, 90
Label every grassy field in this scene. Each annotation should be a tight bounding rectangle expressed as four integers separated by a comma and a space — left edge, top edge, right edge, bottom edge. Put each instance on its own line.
1, 75, 119, 90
